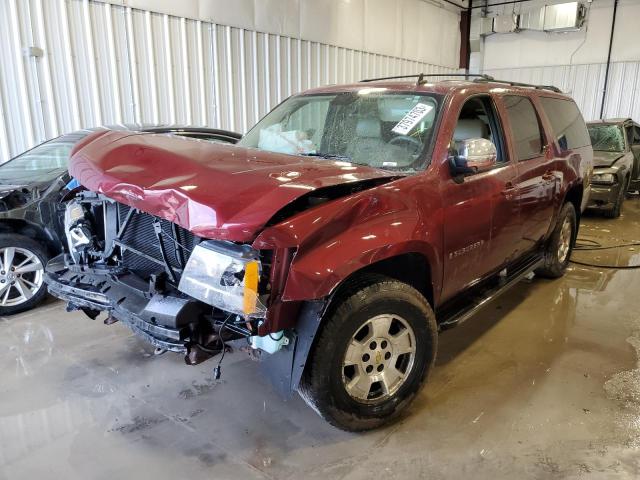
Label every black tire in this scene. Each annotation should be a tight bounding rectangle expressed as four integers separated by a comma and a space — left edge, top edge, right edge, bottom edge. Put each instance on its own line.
299, 275, 438, 431
604, 177, 627, 218
535, 202, 576, 279
0, 234, 49, 315
624, 174, 636, 198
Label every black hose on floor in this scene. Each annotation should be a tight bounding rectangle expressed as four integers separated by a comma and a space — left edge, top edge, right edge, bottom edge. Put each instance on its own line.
574, 239, 640, 251
569, 259, 640, 269
569, 237, 640, 269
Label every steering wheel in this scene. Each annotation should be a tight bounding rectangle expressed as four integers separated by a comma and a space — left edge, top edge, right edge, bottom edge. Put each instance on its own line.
389, 135, 423, 154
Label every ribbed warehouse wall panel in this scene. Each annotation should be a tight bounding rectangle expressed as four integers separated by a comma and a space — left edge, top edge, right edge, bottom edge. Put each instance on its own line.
483, 62, 640, 122
0, 0, 458, 160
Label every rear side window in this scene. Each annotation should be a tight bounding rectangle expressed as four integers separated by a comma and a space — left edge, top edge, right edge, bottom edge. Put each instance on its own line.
503, 95, 543, 161
539, 97, 590, 152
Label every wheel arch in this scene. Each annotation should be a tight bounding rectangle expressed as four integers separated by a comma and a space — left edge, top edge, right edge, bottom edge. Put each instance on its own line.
563, 181, 583, 226
329, 252, 434, 309
0, 219, 61, 257
275, 253, 435, 397
283, 240, 440, 306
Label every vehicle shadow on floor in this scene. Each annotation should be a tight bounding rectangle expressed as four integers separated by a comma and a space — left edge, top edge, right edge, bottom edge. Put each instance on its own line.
435, 283, 531, 366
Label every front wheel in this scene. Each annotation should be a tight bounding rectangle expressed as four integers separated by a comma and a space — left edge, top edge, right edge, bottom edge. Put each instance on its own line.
535, 202, 576, 279
299, 276, 437, 431
0, 234, 49, 315
604, 177, 628, 218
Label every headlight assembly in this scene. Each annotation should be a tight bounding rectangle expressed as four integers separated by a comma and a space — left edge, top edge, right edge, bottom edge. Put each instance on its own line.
591, 173, 616, 185
178, 241, 266, 318
64, 200, 92, 261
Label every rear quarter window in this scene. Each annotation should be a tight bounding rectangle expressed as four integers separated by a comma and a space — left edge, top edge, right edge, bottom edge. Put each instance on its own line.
539, 97, 590, 152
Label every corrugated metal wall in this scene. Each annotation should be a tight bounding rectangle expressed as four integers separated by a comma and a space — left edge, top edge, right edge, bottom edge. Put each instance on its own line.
0, 0, 458, 161
483, 61, 640, 121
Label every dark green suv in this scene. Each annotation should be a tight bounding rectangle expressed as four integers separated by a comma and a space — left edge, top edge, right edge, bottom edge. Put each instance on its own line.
587, 118, 640, 218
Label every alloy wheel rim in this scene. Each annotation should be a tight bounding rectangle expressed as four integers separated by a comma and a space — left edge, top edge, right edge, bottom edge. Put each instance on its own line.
341, 313, 416, 403
0, 247, 44, 307
557, 218, 572, 264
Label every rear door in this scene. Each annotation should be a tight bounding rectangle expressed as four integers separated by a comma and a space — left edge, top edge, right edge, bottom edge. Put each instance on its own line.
499, 95, 556, 254
538, 96, 591, 214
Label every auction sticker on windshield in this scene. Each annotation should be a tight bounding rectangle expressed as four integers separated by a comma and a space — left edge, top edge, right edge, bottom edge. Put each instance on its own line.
391, 103, 433, 135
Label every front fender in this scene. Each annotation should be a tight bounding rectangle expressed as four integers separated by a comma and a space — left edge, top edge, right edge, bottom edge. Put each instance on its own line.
253, 177, 443, 303
615, 152, 635, 170
285, 233, 439, 302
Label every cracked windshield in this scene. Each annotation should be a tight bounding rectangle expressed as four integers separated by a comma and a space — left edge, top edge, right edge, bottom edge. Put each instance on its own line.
238, 89, 441, 173
588, 124, 625, 152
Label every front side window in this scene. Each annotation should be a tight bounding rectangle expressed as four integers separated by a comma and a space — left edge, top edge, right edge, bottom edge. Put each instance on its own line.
503, 95, 543, 161
238, 90, 442, 173
587, 124, 625, 152
625, 125, 634, 148
452, 95, 505, 163
539, 97, 590, 152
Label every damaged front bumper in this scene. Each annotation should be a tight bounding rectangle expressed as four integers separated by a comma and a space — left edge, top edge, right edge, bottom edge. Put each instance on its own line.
46, 253, 328, 396
587, 183, 621, 210
45, 254, 204, 353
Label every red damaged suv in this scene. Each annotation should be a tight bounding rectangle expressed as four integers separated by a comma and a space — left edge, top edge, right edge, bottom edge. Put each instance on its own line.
46, 74, 593, 431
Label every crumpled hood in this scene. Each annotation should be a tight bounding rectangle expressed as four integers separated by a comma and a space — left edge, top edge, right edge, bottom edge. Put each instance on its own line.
69, 130, 398, 242
593, 151, 624, 168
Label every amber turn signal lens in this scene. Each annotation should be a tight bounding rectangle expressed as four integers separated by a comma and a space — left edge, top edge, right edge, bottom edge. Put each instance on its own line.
243, 261, 259, 315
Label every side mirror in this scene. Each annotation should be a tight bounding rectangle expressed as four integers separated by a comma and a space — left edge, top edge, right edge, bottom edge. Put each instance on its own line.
449, 138, 497, 177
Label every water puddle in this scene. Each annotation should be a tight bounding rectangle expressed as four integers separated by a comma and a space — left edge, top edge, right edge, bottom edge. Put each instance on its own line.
604, 325, 640, 448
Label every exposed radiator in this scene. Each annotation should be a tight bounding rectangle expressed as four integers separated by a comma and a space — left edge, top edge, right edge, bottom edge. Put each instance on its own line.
116, 204, 200, 281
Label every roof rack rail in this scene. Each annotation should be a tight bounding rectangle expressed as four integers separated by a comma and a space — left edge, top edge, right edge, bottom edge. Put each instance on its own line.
360, 73, 495, 85
359, 73, 563, 93
473, 77, 563, 93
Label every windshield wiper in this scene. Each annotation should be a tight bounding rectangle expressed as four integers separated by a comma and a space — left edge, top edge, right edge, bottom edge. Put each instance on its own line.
299, 152, 352, 161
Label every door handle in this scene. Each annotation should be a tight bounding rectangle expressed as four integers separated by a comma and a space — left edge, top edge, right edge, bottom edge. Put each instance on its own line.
542, 171, 555, 182
501, 181, 516, 198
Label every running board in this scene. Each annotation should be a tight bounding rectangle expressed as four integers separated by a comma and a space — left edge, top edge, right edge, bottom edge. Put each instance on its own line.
437, 256, 544, 330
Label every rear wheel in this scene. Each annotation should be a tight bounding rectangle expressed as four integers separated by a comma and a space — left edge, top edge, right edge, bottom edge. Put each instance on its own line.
299, 276, 437, 431
535, 202, 576, 279
0, 234, 49, 316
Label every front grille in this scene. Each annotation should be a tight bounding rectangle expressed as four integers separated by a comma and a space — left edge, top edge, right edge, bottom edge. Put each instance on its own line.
116, 204, 200, 281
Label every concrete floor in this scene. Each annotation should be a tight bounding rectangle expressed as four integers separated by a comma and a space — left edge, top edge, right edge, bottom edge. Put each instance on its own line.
2, 202, 640, 479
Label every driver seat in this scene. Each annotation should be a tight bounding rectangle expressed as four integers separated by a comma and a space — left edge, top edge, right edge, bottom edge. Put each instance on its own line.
347, 117, 387, 166
453, 119, 489, 142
